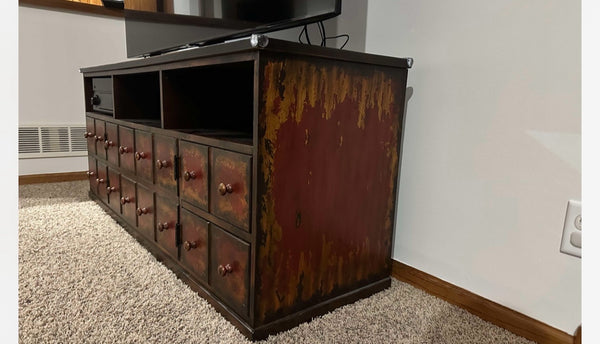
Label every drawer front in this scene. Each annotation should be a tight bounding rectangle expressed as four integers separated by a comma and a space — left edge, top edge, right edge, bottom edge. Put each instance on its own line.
118, 126, 135, 174
136, 183, 154, 241
135, 129, 153, 183
87, 156, 97, 195
179, 140, 208, 211
96, 161, 109, 204
210, 225, 250, 316
94, 119, 106, 160
210, 148, 251, 231
105, 122, 119, 166
154, 134, 177, 193
120, 176, 137, 226
155, 195, 178, 260
107, 167, 121, 214
85, 117, 96, 155
179, 208, 209, 283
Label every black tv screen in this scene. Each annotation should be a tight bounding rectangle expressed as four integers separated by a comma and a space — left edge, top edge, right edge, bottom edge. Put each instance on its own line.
124, 0, 342, 57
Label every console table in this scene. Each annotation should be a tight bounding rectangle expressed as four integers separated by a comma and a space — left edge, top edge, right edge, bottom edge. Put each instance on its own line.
81, 36, 411, 340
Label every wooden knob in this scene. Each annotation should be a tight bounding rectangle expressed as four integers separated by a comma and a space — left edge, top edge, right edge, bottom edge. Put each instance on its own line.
218, 264, 233, 276
86, 171, 95, 177
136, 207, 149, 216
103, 140, 115, 149
96, 178, 105, 184
155, 160, 168, 169
84, 132, 94, 138
157, 222, 169, 232
119, 146, 130, 154
218, 183, 233, 196
135, 152, 146, 160
106, 186, 117, 194
95, 135, 103, 142
183, 171, 196, 181
183, 241, 198, 251
120, 196, 132, 204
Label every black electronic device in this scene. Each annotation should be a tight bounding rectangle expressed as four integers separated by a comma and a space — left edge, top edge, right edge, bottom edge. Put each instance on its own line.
101, 0, 124, 9
124, 0, 341, 57
91, 77, 114, 114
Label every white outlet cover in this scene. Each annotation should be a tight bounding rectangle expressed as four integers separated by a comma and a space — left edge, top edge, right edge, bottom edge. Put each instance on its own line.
560, 200, 581, 258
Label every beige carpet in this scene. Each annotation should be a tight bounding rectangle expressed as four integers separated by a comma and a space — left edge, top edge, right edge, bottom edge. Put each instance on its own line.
19, 181, 535, 344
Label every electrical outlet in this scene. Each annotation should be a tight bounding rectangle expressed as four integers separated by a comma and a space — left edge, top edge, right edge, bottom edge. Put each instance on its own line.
560, 200, 581, 258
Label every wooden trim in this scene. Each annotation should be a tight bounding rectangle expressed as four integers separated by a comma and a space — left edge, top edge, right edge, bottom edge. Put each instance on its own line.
19, 0, 124, 18
19, 171, 88, 185
391, 260, 574, 344
573, 325, 581, 344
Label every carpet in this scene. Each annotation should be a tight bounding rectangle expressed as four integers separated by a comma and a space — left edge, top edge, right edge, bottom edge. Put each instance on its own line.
18, 181, 534, 343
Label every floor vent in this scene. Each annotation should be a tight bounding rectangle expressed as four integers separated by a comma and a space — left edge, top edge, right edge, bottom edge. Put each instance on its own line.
19, 125, 87, 159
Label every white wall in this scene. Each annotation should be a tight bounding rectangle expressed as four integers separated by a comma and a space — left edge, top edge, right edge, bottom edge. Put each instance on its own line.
366, 0, 581, 334
19, 6, 127, 175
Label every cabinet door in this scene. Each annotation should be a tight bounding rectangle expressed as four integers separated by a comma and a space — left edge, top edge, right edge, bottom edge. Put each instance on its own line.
96, 160, 109, 204
85, 117, 96, 155
210, 148, 251, 231
107, 167, 121, 214
179, 140, 208, 211
136, 183, 154, 241
94, 119, 106, 160
87, 156, 97, 195
134, 129, 153, 183
179, 208, 208, 283
105, 122, 119, 166
210, 225, 250, 316
155, 195, 178, 260
153, 134, 177, 193
118, 126, 135, 174
120, 176, 137, 226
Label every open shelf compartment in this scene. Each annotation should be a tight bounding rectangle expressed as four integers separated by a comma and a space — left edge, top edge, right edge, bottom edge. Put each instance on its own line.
113, 71, 161, 124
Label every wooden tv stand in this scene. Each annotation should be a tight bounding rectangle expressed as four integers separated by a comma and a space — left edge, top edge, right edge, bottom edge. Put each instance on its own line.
81, 36, 411, 340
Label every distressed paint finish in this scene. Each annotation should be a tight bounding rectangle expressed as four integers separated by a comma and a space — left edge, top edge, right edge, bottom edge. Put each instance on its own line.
120, 176, 137, 226
155, 195, 178, 260
154, 134, 177, 193
135, 129, 153, 183
107, 167, 121, 214
136, 183, 154, 241
119, 126, 135, 174
95, 119, 106, 160
210, 224, 250, 316
106, 122, 119, 166
97, 160, 109, 205
256, 56, 405, 323
210, 148, 252, 231
87, 156, 97, 195
86, 117, 95, 155
179, 140, 209, 211
180, 208, 209, 283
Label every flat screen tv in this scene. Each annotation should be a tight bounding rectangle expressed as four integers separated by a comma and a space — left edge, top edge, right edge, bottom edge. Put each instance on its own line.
124, 0, 342, 58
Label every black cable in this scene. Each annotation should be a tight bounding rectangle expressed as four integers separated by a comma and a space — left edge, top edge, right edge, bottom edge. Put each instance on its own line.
317, 21, 325, 47
320, 22, 327, 47
325, 34, 350, 50
304, 25, 311, 45
298, 25, 307, 44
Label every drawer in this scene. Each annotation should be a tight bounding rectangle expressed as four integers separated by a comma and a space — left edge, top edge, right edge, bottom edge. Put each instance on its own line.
210, 225, 250, 316
136, 183, 154, 241
179, 140, 208, 211
210, 148, 251, 231
120, 176, 137, 226
118, 126, 135, 174
179, 208, 209, 283
153, 134, 177, 193
134, 129, 153, 183
107, 167, 121, 214
96, 161, 109, 204
85, 117, 96, 155
155, 195, 178, 260
94, 119, 106, 160
87, 156, 97, 195
105, 122, 119, 166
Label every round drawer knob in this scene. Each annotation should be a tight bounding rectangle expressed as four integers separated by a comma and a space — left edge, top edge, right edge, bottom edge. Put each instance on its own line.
135, 152, 146, 160
155, 160, 168, 169
218, 183, 233, 196
183, 241, 198, 251
106, 186, 117, 194
136, 207, 149, 216
96, 178, 105, 184
86, 171, 95, 177
183, 171, 196, 181
95, 135, 103, 142
218, 264, 233, 276
119, 146, 130, 154
120, 196, 132, 204
157, 222, 169, 232
84, 132, 94, 138
103, 140, 115, 149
